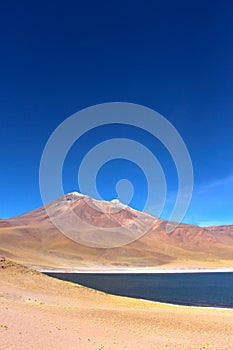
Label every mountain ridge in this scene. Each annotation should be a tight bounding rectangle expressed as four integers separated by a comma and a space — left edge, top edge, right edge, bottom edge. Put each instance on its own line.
0, 192, 232, 270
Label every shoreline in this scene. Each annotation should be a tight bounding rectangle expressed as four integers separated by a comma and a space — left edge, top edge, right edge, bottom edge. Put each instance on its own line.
2, 259, 233, 349
138, 298, 233, 311
42, 269, 233, 311
38, 267, 233, 273
41, 266, 233, 310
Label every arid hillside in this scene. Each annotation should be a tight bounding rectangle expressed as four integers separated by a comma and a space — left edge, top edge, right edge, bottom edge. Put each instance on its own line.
0, 192, 232, 270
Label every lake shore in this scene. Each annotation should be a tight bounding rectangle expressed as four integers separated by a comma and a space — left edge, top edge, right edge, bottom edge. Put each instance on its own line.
1, 259, 233, 349
37, 266, 233, 273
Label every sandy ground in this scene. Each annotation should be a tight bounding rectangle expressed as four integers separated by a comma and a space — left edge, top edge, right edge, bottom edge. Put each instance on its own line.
1, 259, 233, 350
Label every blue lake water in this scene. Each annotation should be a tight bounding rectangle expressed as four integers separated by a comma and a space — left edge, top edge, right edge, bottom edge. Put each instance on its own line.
45, 272, 233, 308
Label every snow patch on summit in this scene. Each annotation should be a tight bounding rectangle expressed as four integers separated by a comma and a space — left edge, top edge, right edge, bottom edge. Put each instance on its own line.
69, 191, 86, 197
65, 191, 87, 200
111, 199, 127, 208
111, 199, 120, 204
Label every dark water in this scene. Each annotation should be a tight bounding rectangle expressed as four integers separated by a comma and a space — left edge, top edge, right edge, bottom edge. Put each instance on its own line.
45, 272, 233, 308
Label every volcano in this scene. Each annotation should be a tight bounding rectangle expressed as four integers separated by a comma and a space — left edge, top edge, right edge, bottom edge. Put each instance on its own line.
0, 192, 232, 271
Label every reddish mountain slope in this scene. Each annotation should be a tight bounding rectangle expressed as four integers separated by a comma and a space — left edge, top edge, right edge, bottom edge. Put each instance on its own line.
0, 192, 232, 270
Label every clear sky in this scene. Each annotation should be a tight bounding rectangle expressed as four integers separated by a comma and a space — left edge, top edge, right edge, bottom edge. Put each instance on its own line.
0, 0, 232, 226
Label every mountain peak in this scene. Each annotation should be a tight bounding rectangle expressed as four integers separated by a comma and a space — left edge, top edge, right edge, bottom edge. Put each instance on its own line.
65, 192, 130, 210
67, 191, 86, 197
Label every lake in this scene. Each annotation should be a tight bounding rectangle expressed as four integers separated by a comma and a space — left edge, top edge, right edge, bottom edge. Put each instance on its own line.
45, 272, 233, 308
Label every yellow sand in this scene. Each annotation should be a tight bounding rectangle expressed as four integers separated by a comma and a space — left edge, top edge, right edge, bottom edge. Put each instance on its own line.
1, 259, 233, 349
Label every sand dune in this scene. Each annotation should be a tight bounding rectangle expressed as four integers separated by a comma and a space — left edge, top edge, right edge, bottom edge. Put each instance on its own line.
1, 258, 233, 349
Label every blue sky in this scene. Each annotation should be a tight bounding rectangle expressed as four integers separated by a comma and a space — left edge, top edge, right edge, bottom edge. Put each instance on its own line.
0, 0, 232, 226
